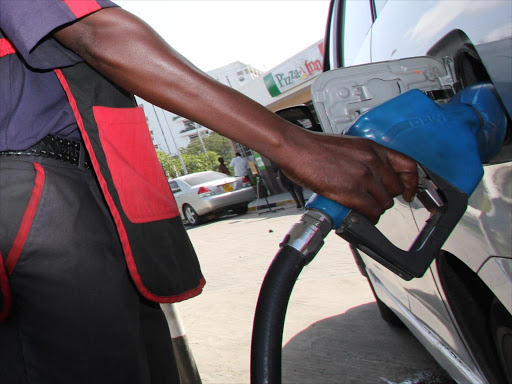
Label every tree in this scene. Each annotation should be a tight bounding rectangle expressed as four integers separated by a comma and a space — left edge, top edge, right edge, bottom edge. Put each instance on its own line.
157, 150, 182, 178
157, 132, 236, 178
157, 149, 221, 179
181, 151, 219, 174
182, 132, 234, 163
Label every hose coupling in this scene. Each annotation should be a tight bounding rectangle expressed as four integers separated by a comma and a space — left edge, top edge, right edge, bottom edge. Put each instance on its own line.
279, 209, 334, 264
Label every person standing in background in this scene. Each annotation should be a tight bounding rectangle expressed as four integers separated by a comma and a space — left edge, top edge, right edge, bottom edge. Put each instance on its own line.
217, 157, 231, 176
230, 152, 251, 189
229, 152, 251, 178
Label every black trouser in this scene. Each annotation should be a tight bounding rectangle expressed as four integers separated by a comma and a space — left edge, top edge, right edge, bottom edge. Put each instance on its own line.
0, 156, 180, 383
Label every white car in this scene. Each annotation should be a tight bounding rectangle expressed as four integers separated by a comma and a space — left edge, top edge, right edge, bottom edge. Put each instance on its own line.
317, 1, 512, 383
169, 171, 256, 226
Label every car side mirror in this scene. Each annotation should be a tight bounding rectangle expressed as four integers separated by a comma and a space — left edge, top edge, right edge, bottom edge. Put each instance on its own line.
275, 105, 323, 132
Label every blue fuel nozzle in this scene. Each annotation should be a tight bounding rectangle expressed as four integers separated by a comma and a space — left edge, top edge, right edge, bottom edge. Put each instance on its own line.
306, 83, 507, 279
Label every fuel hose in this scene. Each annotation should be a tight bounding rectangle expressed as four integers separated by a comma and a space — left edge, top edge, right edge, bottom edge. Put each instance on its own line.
250, 210, 333, 384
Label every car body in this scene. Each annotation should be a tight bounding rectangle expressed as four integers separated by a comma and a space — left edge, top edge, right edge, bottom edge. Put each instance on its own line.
319, 1, 512, 383
169, 171, 256, 225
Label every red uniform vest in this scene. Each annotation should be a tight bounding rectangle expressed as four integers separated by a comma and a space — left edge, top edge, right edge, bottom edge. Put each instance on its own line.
0, 45, 205, 321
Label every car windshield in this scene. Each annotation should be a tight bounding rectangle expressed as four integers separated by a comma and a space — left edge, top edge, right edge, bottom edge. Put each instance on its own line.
181, 172, 229, 186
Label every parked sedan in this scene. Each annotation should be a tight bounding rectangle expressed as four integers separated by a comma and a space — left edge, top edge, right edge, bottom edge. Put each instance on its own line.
169, 171, 256, 226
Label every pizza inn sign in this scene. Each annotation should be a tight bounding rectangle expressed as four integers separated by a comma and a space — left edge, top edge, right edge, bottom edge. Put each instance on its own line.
264, 41, 324, 97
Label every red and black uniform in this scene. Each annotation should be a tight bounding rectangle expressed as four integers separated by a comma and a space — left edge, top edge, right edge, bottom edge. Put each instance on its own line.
0, 1, 204, 382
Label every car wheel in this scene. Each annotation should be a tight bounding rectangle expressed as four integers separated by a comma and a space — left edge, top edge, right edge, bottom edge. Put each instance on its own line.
490, 298, 512, 383
183, 204, 201, 226
233, 206, 249, 215
368, 278, 405, 328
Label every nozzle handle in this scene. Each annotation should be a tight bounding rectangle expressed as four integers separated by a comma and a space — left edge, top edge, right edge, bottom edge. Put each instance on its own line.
306, 166, 468, 280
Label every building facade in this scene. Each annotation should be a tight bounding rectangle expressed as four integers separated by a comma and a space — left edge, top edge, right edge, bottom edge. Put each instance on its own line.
138, 61, 263, 156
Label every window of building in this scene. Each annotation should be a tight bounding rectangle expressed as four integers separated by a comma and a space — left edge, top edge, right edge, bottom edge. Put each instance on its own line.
180, 120, 197, 134
233, 142, 254, 158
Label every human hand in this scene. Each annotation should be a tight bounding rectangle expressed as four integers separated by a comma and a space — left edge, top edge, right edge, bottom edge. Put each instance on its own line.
277, 129, 418, 224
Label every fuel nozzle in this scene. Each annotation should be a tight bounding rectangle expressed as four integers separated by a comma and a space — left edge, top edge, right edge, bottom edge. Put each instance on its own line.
306, 82, 507, 280
279, 209, 334, 264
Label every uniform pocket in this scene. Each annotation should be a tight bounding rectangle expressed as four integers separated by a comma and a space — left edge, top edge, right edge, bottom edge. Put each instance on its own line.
93, 106, 179, 223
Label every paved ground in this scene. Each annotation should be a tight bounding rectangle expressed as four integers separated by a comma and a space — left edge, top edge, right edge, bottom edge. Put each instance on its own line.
247, 189, 314, 212
175, 203, 455, 384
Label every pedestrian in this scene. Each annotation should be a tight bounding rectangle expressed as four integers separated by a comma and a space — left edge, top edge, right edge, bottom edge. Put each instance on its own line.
217, 157, 231, 176
229, 152, 251, 178
230, 152, 252, 188
0, 2, 418, 383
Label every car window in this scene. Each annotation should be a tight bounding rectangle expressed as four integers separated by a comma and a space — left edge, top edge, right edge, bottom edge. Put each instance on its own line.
181, 172, 227, 186
169, 181, 181, 193
342, 0, 373, 67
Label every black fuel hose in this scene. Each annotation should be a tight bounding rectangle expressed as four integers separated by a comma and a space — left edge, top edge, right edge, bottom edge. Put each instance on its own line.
250, 244, 309, 384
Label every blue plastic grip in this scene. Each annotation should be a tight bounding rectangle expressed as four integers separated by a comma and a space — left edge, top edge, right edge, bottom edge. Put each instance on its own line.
347, 89, 483, 196
305, 194, 351, 229
305, 83, 506, 229
449, 83, 507, 163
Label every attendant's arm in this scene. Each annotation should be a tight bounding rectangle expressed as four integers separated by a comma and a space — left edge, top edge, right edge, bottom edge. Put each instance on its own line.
54, 7, 417, 223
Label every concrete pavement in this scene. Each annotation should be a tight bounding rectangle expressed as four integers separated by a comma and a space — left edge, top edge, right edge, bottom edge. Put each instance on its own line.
175, 202, 454, 384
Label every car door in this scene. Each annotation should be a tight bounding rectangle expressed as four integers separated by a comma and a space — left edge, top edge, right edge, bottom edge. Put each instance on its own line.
324, 0, 512, 381
363, 0, 472, 363
368, 0, 512, 376
330, 0, 417, 311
